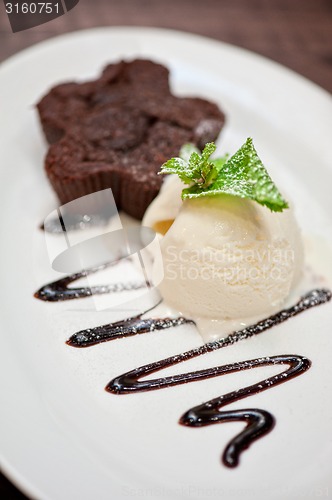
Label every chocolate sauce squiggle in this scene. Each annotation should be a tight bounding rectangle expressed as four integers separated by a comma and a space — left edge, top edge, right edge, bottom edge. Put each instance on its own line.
108, 354, 310, 467
40, 213, 111, 233
106, 289, 330, 394
68, 289, 330, 349
67, 312, 194, 347
102, 289, 329, 466
34, 260, 146, 302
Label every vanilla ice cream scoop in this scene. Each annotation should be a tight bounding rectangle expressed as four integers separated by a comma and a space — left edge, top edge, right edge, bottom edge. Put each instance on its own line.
143, 175, 303, 340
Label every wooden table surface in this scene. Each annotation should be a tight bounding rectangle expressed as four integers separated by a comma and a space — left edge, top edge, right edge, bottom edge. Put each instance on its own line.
1, 0, 332, 91
0, 0, 331, 498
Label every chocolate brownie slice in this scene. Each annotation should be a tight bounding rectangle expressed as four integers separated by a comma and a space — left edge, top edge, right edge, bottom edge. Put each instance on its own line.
46, 111, 195, 219
37, 60, 171, 144
38, 59, 225, 219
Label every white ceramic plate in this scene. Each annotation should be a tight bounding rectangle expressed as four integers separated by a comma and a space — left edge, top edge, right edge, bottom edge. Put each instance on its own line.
0, 27, 331, 500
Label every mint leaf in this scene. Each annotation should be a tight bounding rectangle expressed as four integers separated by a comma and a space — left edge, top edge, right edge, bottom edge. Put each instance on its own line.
159, 156, 193, 184
160, 142, 227, 188
160, 138, 288, 212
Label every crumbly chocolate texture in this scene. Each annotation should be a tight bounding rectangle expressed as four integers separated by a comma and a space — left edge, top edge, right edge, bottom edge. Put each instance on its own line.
38, 59, 225, 219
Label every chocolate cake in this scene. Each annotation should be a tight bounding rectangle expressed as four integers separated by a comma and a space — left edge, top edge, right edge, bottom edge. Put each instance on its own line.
37, 59, 225, 219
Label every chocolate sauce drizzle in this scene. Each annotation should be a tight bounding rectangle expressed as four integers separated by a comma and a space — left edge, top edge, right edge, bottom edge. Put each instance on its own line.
67, 311, 194, 347
34, 260, 146, 302
33, 262, 331, 468
68, 288, 330, 349
40, 213, 111, 233
109, 354, 310, 467
73, 288, 329, 466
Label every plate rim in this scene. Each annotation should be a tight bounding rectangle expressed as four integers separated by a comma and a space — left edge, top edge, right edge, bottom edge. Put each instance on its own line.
0, 25, 331, 101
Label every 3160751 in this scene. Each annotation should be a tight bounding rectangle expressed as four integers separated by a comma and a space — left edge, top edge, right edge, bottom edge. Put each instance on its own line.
5, 3, 61, 14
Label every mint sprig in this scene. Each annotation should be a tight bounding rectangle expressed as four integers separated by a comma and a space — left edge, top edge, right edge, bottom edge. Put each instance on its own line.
159, 138, 288, 212
160, 142, 228, 188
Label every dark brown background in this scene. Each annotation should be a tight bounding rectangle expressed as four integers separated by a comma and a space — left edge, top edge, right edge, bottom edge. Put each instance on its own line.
0, 0, 331, 498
